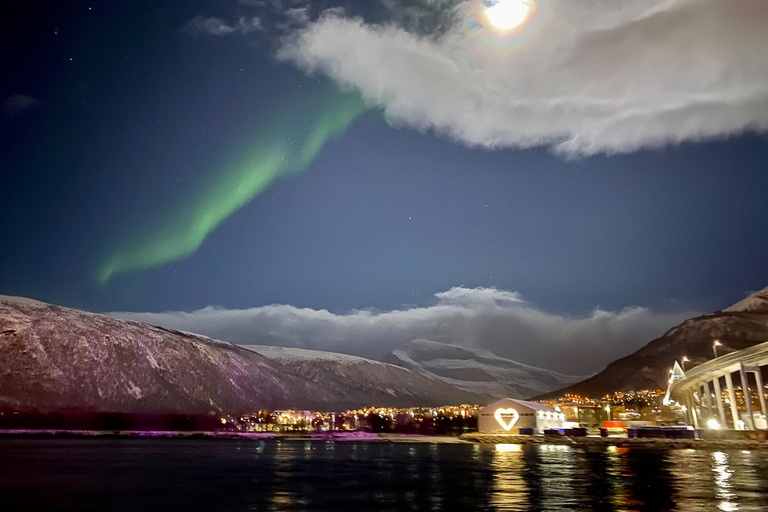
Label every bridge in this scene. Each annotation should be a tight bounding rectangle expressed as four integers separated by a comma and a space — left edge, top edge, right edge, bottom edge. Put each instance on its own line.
668, 340, 768, 430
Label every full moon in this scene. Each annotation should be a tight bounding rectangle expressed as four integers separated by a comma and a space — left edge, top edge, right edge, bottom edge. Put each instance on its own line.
485, 0, 532, 31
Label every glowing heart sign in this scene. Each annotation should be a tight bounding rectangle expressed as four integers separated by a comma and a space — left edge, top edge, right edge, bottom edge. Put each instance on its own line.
494, 408, 520, 431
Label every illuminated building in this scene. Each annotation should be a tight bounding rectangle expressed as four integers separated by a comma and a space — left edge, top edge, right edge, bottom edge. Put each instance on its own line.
478, 398, 565, 434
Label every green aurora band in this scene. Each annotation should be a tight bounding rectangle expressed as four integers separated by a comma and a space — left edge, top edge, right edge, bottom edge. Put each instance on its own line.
97, 91, 367, 284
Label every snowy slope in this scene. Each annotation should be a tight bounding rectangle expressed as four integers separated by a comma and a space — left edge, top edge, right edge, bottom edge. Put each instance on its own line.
381, 339, 588, 399
246, 345, 492, 409
722, 286, 768, 313
0, 295, 491, 414
251, 346, 379, 364
0, 295, 323, 414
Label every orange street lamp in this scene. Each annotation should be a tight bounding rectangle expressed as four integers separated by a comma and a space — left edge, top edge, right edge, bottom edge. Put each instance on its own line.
713, 340, 722, 359
681, 357, 689, 371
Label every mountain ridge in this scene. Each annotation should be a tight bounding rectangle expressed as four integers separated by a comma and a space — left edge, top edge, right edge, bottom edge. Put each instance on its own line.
382, 339, 588, 399
721, 285, 768, 313
0, 295, 489, 414
535, 286, 768, 399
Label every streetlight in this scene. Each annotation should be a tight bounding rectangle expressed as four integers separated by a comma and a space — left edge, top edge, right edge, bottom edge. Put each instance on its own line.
681, 357, 689, 371
713, 340, 722, 359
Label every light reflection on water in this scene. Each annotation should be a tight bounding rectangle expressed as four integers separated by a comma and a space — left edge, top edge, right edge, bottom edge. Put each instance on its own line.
2, 438, 768, 511
490, 443, 528, 510
712, 451, 738, 511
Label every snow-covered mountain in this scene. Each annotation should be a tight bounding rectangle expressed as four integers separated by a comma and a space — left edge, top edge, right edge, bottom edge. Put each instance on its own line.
537, 285, 768, 399
245, 345, 492, 410
0, 295, 490, 414
722, 285, 768, 313
381, 339, 588, 399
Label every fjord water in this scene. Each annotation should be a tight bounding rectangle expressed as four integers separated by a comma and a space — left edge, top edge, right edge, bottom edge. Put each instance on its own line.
2, 439, 768, 511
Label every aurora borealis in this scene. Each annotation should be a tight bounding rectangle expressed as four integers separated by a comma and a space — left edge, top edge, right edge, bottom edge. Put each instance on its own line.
96, 90, 367, 284
1, 0, 767, 370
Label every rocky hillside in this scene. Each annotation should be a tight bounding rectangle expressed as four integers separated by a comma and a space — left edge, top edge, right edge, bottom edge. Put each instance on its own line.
0, 295, 489, 414
536, 286, 768, 399
247, 346, 491, 410
382, 339, 587, 399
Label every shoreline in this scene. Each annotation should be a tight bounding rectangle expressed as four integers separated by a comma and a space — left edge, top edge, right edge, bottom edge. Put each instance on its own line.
2, 429, 768, 449
0, 429, 468, 443
460, 433, 768, 450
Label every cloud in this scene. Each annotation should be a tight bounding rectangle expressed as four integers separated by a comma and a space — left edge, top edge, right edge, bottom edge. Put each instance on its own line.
182, 15, 263, 37
110, 286, 696, 374
284, 7, 310, 26
277, 0, 768, 156
3, 95, 39, 117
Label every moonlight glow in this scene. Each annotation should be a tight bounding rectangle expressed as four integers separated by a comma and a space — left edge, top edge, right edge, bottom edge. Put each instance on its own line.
485, 0, 532, 31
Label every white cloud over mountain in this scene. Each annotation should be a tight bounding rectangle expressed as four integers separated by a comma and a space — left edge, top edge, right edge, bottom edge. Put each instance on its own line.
111, 286, 696, 374
278, 0, 768, 156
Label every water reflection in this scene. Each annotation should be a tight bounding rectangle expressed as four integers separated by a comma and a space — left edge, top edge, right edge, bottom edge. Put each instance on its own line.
576, 445, 624, 511
730, 450, 768, 512
712, 451, 738, 511
269, 441, 298, 511
667, 449, 713, 511
605, 446, 627, 511
617, 447, 679, 511
491, 444, 626, 511
535, 445, 578, 510
490, 444, 528, 510
428, 442, 443, 511
4, 439, 768, 511
471, 444, 768, 512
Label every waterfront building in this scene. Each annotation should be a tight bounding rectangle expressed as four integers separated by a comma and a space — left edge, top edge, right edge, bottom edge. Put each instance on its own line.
478, 398, 565, 434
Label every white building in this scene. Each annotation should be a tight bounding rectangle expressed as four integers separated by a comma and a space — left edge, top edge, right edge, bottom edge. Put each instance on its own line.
478, 398, 565, 434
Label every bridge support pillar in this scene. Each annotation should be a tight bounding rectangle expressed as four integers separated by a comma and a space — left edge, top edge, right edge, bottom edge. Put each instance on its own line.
712, 377, 726, 427
687, 390, 699, 428
701, 382, 713, 420
751, 367, 767, 429
739, 364, 755, 430
725, 372, 742, 430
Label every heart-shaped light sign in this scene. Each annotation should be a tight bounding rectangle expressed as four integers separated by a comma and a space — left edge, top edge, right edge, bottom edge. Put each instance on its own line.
494, 408, 520, 431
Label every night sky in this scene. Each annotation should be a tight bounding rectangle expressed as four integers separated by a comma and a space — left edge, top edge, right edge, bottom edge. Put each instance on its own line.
2, 0, 767, 373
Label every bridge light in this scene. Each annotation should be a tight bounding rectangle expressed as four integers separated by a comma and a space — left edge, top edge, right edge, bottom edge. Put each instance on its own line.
681, 357, 689, 371
713, 340, 722, 359
707, 418, 720, 430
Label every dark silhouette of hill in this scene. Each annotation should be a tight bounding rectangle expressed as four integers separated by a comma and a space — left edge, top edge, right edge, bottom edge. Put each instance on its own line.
535, 286, 768, 399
